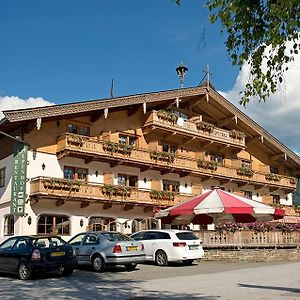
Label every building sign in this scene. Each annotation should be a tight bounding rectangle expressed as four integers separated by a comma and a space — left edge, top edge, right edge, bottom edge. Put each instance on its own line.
10, 143, 28, 215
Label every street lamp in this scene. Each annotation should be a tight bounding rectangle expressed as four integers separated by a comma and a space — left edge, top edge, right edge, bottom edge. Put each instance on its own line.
176, 63, 188, 88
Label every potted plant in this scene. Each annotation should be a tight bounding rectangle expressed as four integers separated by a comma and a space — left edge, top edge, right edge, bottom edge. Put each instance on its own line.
265, 173, 281, 182
157, 110, 178, 123
236, 166, 254, 177
197, 159, 218, 171
196, 121, 215, 133
229, 129, 246, 140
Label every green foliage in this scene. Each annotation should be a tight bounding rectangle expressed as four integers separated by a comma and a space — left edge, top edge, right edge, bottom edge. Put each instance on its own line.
197, 159, 219, 171
196, 121, 215, 132
175, 0, 300, 105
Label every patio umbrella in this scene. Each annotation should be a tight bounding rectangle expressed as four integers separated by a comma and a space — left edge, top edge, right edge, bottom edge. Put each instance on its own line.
155, 189, 285, 225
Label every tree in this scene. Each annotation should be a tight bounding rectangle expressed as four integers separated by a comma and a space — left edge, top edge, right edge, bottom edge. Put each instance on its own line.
175, 0, 300, 105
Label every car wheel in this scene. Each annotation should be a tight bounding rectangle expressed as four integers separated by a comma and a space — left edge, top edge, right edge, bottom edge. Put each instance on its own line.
62, 267, 74, 276
155, 250, 168, 266
183, 259, 194, 266
92, 255, 105, 272
18, 263, 32, 280
124, 262, 137, 271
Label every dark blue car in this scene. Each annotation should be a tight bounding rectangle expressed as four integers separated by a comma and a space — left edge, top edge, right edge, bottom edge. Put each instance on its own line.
0, 235, 77, 280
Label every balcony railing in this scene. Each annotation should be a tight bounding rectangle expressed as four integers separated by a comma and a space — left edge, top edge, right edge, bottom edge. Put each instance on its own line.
56, 133, 297, 191
143, 110, 246, 148
194, 230, 300, 246
30, 177, 194, 207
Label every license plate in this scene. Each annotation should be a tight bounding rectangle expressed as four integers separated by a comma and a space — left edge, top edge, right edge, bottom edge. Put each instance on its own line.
189, 245, 199, 250
126, 246, 138, 251
51, 251, 65, 257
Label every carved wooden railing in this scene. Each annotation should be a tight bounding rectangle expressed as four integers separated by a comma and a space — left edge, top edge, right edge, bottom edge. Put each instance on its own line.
56, 133, 297, 191
30, 176, 194, 207
143, 110, 246, 148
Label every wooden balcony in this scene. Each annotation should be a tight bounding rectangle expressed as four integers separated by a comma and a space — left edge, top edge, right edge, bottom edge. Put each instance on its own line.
29, 177, 194, 208
56, 133, 297, 192
143, 110, 246, 149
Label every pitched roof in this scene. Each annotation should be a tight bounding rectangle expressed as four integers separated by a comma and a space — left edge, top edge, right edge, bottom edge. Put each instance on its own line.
1, 85, 300, 167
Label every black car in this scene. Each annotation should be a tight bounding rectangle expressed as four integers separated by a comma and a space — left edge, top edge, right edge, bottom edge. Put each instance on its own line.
0, 235, 77, 280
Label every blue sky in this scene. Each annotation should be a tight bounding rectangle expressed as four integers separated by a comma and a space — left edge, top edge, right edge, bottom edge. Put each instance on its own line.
0, 0, 237, 102
0, 1, 299, 154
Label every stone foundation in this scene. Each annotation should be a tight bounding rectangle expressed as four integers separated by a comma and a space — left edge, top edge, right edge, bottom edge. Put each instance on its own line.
202, 245, 300, 262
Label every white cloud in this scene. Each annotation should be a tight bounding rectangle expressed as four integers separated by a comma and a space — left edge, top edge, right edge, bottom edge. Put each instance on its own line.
221, 45, 300, 156
0, 96, 54, 119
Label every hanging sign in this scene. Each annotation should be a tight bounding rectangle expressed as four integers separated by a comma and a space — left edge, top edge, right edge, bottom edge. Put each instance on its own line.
10, 143, 28, 215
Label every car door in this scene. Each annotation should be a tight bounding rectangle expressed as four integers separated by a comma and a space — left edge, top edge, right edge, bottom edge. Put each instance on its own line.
68, 233, 86, 264
143, 232, 158, 260
73, 233, 100, 264
0, 237, 18, 272
9, 238, 30, 272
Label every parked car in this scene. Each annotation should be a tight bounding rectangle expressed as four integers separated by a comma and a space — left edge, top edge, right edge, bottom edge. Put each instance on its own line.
68, 231, 145, 272
131, 229, 204, 266
0, 235, 77, 280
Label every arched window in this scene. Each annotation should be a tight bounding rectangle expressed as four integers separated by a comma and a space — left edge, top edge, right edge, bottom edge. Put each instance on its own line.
88, 217, 116, 231
132, 218, 158, 233
4, 215, 14, 236
37, 215, 70, 235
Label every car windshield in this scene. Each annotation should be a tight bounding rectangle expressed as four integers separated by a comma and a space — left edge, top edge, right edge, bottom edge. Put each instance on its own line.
176, 232, 199, 240
102, 232, 133, 242
32, 237, 66, 248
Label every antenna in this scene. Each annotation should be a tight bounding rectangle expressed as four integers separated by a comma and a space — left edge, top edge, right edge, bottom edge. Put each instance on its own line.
110, 79, 114, 98
198, 65, 212, 86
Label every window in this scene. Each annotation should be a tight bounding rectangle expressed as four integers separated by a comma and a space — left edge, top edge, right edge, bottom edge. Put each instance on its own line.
88, 217, 116, 231
117, 173, 138, 187
163, 179, 180, 192
243, 190, 253, 199
64, 166, 88, 181
270, 166, 279, 174
172, 110, 188, 121
0, 167, 5, 187
240, 159, 252, 169
83, 233, 99, 245
118, 134, 137, 146
4, 215, 14, 236
0, 237, 17, 250
69, 233, 85, 246
271, 195, 280, 205
67, 124, 90, 136
37, 215, 70, 235
162, 143, 177, 154
210, 154, 224, 165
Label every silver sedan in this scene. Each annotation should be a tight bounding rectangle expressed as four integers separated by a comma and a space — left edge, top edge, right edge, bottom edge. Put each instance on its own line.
68, 231, 145, 272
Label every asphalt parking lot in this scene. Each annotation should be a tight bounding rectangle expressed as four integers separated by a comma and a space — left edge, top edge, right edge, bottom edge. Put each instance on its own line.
0, 261, 299, 299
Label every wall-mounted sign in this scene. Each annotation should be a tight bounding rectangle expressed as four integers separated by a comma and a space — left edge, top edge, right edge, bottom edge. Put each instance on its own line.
10, 143, 28, 215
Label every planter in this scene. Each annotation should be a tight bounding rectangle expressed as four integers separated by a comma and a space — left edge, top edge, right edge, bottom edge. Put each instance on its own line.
236, 167, 254, 177
229, 129, 245, 140
103, 142, 133, 155
150, 190, 174, 201
265, 173, 281, 182
157, 110, 178, 123
150, 151, 175, 163
197, 160, 218, 171
196, 121, 215, 133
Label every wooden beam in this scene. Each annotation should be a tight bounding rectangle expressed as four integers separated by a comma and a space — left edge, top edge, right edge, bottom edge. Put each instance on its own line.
203, 141, 214, 149
201, 176, 214, 183
84, 157, 94, 164
128, 105, 141, 117
56, 199, 65, 206
90, 111, 102, 123
144, 206, 153, 213
140, 166, 151, 173
110, 161, 122, 168
24, 121, 36, 134
80, 201, 90, 209
180, 171, 191, 178
161, 169, 172, 175
237, 182, 249, 188
219, 179, 232, 185
189, 96, 206, 109
217, 116, 237, 127
124, 203, 134, 211
103, 203, 112, 210
270, 153, 287, 161
246, 135, 263, 145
